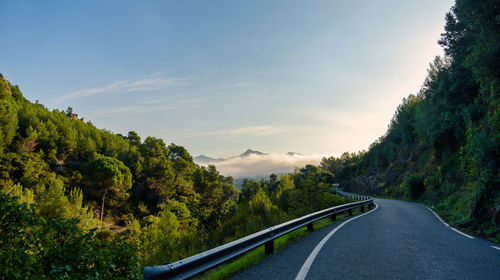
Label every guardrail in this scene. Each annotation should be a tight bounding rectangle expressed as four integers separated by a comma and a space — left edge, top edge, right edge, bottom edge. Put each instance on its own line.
143, 191, 373, 280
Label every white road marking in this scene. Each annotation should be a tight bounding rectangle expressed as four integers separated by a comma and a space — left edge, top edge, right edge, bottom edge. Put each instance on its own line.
295, 203, 379, 280
449, 226, 475, 239
425, 206, 474, 239
491, 246, 500, 251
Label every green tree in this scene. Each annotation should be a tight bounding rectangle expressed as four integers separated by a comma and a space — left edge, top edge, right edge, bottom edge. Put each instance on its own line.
127, 131, 141, 147
0, 76, 18, 151
37, 175, 69, 219
83, 155, 132, 220
240, 179, 261, 202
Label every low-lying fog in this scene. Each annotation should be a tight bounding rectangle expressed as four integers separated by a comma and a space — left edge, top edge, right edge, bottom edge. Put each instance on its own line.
196, 152, 332, 178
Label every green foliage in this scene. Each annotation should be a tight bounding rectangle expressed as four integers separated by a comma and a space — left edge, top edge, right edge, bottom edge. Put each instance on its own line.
67, 187, 97, 230
403, 174, 425, 199
4, 0, 498, 268
240, 179, 261, 202
83, 155, 132, 220
135, 209, 181, 266
37, 175, 69, 218
95, 229, 115, 242
0, 73, 350, 276
319, 0, 500, 241
1, 181, 34, 204
0, 192, 141, 279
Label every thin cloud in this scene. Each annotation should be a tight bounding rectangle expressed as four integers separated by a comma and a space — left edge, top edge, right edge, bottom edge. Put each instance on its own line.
91, 105, 148, 114
252, 94, 280, 102
91, 97, 206, 115
216, 82, 252, 89
202, 125, 287, 137
60, 76, 190, 100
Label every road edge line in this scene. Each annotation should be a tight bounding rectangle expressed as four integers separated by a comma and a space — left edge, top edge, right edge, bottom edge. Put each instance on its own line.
424, 205, 474, 240
295, 203, 379, 280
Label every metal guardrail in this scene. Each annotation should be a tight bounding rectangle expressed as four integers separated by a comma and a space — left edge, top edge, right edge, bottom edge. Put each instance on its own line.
143, 191, 373, 280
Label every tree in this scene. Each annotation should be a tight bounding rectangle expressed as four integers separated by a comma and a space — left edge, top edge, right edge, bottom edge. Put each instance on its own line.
83, 155, 132, 220
240, 179, 261, 202
37, 175, 68, 219
0, 77, 18, 151
127, 131, 141, 147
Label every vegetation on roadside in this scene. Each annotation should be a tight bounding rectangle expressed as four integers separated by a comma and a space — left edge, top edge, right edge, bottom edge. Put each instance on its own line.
320, 0, 500, 242
0, 73, 349, 278
199, 212, 354, 280
1, 0, 499, 279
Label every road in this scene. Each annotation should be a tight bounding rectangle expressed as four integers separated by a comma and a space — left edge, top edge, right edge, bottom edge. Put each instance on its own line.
231, 198, 500, 280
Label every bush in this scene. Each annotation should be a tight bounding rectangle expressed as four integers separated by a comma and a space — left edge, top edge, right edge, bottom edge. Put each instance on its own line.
0, 192, 141, 279
405, 174, 425, 199
95, 229, 115, 242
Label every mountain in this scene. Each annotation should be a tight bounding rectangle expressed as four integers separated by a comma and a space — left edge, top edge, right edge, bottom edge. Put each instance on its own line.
193, 149, 267, 164
239, 149, 266, 157
193, 154, 224, 164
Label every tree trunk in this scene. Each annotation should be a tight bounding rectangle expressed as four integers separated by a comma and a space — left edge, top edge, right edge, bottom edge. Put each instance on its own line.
100, 192, 106, 221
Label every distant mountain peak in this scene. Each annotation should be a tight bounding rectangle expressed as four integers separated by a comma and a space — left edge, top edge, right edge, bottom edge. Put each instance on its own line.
196, 154, 210, 159
193, 154, 224, 164
240, 149, 266, 157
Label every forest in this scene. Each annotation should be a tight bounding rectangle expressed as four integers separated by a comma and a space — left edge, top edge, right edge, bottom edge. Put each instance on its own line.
0, 73, 348, 278
321, 0, 500, 242
1, 0, 499, 279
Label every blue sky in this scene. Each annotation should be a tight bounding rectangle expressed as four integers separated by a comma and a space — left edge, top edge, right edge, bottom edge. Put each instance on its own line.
1, 0, 454, 158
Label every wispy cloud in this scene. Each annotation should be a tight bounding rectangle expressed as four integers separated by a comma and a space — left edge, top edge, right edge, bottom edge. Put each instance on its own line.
216, 82, 252, 90
60, 76, 189, 100
90, 97, 206, 115
91, 105, 148, 114
202, 125, 287, 137
252, 93, 280, 102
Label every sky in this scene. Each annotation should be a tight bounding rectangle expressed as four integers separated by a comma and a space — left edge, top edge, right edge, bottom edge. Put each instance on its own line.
0, 0, 454, 159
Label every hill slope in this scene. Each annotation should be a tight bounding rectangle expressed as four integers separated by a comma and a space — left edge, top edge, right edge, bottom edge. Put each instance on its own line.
321, 1, 500, 241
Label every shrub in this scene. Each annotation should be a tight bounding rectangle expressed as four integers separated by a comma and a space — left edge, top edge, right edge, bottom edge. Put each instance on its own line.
404, 174, 425, 199
0, 192, 141, 279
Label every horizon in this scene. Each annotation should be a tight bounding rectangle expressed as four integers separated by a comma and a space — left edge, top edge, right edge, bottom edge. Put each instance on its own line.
0, 0, 454, 159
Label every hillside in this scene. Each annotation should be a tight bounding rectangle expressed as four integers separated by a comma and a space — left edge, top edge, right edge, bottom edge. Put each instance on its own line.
320, 1, 500, 241
0, 75, 349, 278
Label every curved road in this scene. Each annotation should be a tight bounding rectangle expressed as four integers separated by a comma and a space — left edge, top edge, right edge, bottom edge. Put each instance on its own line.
232, 198, 500, 280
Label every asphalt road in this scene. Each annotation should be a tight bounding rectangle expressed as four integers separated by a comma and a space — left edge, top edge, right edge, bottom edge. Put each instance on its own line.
231, 198, 500, 280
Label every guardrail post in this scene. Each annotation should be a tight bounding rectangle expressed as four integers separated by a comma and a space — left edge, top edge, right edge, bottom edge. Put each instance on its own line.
348, 209, 353, 216
331, 213, 336, 221
307, 223, 314, 232
360, 205, 365, 213
265, 240, 274, 255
